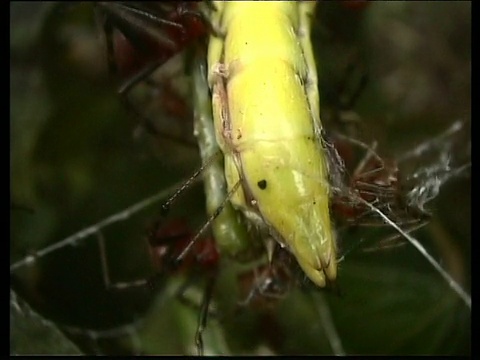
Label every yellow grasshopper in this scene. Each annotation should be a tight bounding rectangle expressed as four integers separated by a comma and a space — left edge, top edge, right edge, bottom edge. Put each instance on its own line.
206, 1, 336, 288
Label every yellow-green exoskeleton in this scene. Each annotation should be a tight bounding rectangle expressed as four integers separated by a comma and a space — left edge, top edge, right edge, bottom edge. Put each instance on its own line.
207, 1, 336, 287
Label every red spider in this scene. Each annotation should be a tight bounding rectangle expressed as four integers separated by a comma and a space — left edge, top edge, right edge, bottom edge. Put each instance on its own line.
96, 2, 210, 80
94, 2, 212, 142
147, 218, 219, 275
331, 137, 400, 222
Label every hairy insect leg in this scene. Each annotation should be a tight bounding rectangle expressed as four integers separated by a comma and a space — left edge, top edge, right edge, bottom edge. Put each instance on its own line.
172, 272, 217, 317
331, 133, 390, 192
160, 149, 222, 216
175, 179, 242, 264
195, 272, 216, 356
151, 263, 218, 356
330, 133, 433, 256
235, 247, 294, 313
361, 221, 427, 252
236, 266, 285, 310
95, 4, 118, 77
95, 2, 184, 53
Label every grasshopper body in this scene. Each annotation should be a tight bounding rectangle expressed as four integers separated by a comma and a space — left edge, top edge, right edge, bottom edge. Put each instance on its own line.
207, 1, 336, 287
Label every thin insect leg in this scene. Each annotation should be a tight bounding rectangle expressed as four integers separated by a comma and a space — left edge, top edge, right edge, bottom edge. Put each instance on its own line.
337, 237, 366, 263
236, 267, 261, 308
124, 86, 197, 147
236, 254, 293, 311
352, 140, 380, 178
176, 179, 242, 263
362, 237, 408, 253
109, 2, 184, 30
362, 220, 428, 252
240, 276, 275, 307
354, 168, 386, 183
97, 3, 202, 149
97, 6, 118, 76
96, 4, 177, 79
118, 60, 161, 96
354, 177, 397, 190
193, 45, 255, 261
96, 2, 181, 50
146, 227, 194, 291
161, 150, 223, 215
97, 231, 148, 290
359, 197, 472, 309
119, 70, 198, 148
116, 62, 187, 141
98, 8, 180, 144
173, 273, 216, 317
246, 269, 284, 305
334, 133, 386, 173
195, 273, 217, 356
10, 181, 184, 273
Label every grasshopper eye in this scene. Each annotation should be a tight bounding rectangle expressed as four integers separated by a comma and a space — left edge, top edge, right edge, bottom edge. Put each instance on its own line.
257, 179, 267, 190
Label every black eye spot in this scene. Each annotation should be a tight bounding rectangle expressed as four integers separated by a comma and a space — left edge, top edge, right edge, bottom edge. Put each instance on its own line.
257, 179, 267, 190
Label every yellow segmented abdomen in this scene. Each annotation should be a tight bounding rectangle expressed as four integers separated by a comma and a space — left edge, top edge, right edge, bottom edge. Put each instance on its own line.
208, 1, 336, 287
